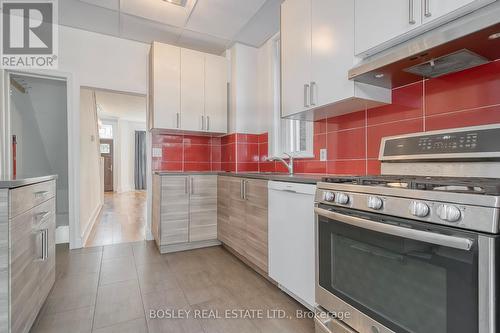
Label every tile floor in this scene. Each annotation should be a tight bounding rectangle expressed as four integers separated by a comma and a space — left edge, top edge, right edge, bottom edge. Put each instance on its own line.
85, 191, 147, 247
30, 242, 315, 333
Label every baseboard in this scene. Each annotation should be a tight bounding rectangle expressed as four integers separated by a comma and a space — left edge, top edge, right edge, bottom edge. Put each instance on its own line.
158, 239, 221, 254
55, 226, 70, 244
81, 203, 103, 246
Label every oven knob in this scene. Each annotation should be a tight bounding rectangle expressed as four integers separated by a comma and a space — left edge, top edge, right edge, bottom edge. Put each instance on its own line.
409, 201, 430, 217
437, 204, 461, 222
335, 193, 350, 205
367, 196, 383, 210
323, 191, 335, 202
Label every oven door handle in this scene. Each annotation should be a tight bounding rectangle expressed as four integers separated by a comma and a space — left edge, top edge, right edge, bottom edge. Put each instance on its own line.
315, 207, 474, 251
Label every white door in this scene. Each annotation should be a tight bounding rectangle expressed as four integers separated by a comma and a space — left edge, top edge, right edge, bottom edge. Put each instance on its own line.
422, 0, 495, 24
204, 54, 228, 133
151, 42, 181, 130
311, 0, 355, 108
355, 0, 422, 56
281, 0, 312, 117
181, 48, 205, 132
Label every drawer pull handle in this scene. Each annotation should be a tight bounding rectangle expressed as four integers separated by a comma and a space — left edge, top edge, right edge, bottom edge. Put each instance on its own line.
34, 190, 49, 198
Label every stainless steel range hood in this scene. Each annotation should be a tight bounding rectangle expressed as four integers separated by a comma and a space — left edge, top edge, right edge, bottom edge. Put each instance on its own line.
349, 3, 500, 89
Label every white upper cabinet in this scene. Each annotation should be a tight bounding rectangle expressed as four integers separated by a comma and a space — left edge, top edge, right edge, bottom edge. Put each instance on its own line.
355, 0, 421, 56
281, 0, 391, 119
204, 54, 228, 133
150, 42, 181, 130
355, 0, 496, 56
149, 42, 228, 133
281, 0, 312, 117
422, 0, 495, 24
181, 49, 205, 132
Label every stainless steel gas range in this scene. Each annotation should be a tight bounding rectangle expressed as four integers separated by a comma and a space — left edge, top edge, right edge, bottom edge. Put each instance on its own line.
314, 124, 499, 333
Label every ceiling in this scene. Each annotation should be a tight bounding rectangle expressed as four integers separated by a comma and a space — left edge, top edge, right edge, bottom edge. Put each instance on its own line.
59, 0, 282, 55
95, 90, 146, 123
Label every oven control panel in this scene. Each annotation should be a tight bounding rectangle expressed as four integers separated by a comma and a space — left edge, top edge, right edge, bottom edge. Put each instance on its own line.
314, 187, 500, 234
380, 125, 500, 160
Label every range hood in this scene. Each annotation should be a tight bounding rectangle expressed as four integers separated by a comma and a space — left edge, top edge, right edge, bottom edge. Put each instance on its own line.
349, 4, 500, 89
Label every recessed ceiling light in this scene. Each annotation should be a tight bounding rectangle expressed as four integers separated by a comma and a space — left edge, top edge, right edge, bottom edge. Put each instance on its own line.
488, 32, 500, 40
374, 73, 384, 79
162, 0, 187, 7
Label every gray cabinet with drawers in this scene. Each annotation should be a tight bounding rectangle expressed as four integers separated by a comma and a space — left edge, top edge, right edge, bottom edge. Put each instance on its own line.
0, 177, 56, 333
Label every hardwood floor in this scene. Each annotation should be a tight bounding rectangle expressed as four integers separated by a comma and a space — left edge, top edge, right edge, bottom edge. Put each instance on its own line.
85, 191, 147, 247
31, 242, 315, 333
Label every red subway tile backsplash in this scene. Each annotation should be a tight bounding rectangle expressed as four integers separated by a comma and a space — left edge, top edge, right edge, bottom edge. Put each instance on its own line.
152, 59, 500, 176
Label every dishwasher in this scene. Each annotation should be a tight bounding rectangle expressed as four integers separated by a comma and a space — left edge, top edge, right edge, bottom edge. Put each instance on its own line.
268, 181, 316, 310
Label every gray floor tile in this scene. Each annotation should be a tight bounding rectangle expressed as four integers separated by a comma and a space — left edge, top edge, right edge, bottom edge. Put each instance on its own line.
30, 306, 94, 333
99, 256, 137, 285
92, 318, 147, 333
93, 280, 145, 329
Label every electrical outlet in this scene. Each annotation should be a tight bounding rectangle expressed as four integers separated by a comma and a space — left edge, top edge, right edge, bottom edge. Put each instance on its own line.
320, 149, 327, 161
152, 147, 162, 158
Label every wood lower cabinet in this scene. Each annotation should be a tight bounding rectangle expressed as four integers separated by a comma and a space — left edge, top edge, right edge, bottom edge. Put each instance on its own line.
217, 176, 269, 274
0, 179, 56, 333
152, 174, 219, 253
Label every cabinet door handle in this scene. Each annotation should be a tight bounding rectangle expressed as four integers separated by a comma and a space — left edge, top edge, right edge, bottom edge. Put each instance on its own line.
424, 0, 431, 17
185, 177, 188, 194
201, 115, 205, 130
176, 113, 180, 128
304, 83, 310, 107
409, 0, 416, 24
240, 180, 244, 199
243, 180, 248, 200
206, 116, 210, 131
310, 81, 317, 106
43, 229, 49, 260
191, 177, 194, 195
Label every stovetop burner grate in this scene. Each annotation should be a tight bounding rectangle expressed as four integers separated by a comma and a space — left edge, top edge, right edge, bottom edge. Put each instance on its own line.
321, 175, 500, 195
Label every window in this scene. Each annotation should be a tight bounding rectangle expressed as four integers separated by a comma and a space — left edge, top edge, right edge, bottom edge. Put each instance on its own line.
99, 124, 113, 139
269, 36, 314, 158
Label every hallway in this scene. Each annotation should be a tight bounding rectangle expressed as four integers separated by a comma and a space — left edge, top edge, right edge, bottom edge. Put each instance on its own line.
86, 191, 147, 247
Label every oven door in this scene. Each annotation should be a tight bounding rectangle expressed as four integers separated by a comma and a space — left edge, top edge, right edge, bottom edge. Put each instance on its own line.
314, 204, 493, 333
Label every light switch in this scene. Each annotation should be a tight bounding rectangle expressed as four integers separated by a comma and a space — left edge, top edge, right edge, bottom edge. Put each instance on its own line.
152, 147, 162, 158
320, 149, 327, 161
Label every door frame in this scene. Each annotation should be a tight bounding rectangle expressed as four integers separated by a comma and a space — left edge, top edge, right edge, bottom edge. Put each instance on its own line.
100, 138, 114, 192
0, 68, 80, 248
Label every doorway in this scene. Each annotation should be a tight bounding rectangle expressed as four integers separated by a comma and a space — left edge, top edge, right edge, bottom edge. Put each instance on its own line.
7, 74, 70, 231
100, 138, 114, 192
80, 87, 148, 247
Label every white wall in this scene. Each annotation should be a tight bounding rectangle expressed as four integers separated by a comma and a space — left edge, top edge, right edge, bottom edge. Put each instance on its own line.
117, 120, 146, 192
79, 88, 103, 241
10, 77, 69, 227
59, 26, 150, 94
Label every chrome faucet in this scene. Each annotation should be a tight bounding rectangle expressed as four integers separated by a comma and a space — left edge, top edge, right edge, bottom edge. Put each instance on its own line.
267, 153, 294, 175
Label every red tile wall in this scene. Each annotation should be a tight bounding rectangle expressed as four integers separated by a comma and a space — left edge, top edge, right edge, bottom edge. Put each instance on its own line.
259, 59, 500, 175
152, 134, 222, 172
153, 60, 500, 175
152, 132, 260, 173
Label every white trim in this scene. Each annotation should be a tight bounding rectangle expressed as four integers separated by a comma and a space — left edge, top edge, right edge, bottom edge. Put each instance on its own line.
55, 226, 70, 244
1, 69, 81, 249
81, 203, 103, 246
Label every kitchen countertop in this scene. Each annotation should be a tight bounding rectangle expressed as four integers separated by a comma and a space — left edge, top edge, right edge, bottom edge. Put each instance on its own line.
154, 171, 323, 184
0, 175, 58, 189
